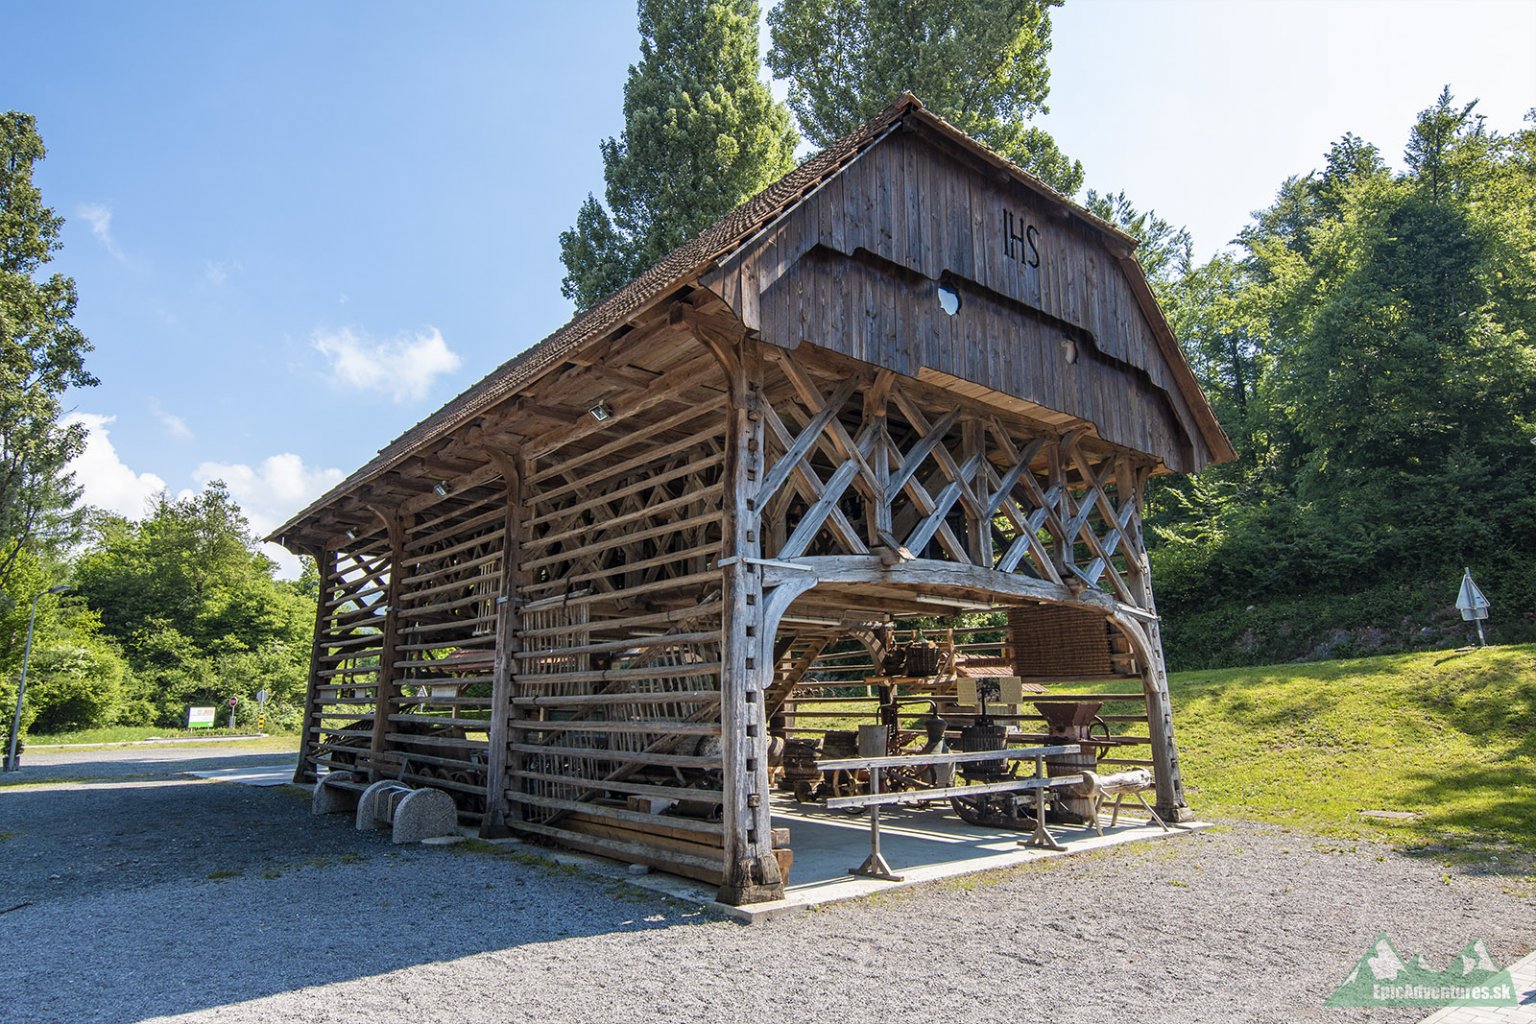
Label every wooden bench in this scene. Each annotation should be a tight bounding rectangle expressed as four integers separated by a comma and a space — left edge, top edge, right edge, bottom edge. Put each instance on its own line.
817, 744, 1083, 881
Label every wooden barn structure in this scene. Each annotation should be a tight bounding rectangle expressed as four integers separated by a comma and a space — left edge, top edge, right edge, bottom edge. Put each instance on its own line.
272, 94, 1233, 905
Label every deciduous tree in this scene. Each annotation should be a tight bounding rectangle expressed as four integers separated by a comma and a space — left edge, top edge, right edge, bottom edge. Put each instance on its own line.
1150, 90, 1536, 667
0, 112, 98, 596
73, 484, 315, 724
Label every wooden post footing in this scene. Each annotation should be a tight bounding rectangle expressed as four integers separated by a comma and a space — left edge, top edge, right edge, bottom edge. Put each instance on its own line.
716, 854, 786, 905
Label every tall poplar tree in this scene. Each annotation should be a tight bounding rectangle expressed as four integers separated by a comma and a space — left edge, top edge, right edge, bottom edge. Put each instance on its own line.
766, 0, 1083, 195
558, 0, 799, 311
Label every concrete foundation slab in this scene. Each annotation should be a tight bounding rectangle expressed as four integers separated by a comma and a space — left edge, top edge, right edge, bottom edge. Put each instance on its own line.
409, 795, 1205, 924
616, 794, 1209, 922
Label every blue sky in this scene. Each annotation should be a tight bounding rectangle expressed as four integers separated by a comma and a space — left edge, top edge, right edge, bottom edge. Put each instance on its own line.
3, 0, 1533, 574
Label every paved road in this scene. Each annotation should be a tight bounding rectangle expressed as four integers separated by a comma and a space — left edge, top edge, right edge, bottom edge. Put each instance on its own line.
16, 741, 300, 781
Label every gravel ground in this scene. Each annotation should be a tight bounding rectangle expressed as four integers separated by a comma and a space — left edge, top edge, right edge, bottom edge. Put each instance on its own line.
1, 746, 1531, 1024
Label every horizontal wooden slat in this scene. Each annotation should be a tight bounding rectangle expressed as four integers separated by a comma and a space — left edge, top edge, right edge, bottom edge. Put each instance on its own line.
514, 770, 723, 805
523, 513, 723, 571
818, 744, 1079, 771
519, 720, 720, 737
512, 690, 720, 708
509, 819, 723, 884
386, 713, 491, 728
505, 742, 720, 770
516, 660, 721, 687
514, 631, 719, 660
382, 731, 489, 750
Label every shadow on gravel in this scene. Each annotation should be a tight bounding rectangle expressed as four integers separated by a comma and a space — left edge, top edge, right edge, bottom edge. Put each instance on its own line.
0, 766, 706, 1024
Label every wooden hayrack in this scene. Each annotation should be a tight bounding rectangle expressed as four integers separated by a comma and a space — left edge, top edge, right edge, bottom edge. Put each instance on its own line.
272, 93, 1232, 905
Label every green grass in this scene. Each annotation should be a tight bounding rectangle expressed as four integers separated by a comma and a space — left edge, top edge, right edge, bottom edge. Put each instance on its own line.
792, 644, 1535, 855
1156, 643, 1536, 852
26, 725, 294, 746
22, 731, 301, 757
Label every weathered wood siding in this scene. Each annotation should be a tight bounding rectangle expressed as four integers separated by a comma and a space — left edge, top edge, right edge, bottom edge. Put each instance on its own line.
706, 127, 1208, 473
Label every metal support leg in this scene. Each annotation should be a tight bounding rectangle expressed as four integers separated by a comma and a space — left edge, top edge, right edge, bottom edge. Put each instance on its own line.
850, 766, 904, 881
1022, 755, 1066, 851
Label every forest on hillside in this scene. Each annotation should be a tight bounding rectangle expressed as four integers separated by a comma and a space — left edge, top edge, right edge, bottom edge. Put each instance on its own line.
1, 1, 1531, 744
1147, 89, 1536, 667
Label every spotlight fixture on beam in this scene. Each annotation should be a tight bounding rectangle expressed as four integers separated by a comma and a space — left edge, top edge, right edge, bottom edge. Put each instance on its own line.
589, 401, 614, 423
433, 481, 450, 497
344, 529, 357, 542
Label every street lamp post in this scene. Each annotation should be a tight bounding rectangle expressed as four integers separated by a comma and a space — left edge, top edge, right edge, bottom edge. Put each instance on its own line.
4, 584, 71, 772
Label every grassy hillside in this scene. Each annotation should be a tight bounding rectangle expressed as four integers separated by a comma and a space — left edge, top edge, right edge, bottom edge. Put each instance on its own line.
1166, 644, 1535, 852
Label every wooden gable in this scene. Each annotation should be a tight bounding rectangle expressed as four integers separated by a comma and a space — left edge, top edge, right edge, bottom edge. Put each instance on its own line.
704, 119, 1223, 474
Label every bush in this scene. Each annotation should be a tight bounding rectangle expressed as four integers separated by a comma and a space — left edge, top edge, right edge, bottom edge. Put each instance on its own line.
23, 640, 127, 734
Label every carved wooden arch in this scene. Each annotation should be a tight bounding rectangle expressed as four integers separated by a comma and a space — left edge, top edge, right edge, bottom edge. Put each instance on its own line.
758, 558, 1188, 819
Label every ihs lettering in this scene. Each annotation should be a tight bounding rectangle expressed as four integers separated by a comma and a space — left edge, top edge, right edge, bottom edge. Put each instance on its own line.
1002, 209, 1041, 268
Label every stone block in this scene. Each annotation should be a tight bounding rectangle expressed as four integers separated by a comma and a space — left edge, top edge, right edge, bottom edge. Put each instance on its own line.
391, 787, 458, 844
312, 774, 361, 816
356, 780, 407, 832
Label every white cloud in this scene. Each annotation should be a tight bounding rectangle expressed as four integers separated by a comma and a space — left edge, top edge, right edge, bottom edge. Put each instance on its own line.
63, 413, 166, 518
64, 414, 341, 579
313, 326, 461, 403
193, 453, 345, 578
76, 202, 124, 260
203, 258, 241, 286
150, 400, 193, 441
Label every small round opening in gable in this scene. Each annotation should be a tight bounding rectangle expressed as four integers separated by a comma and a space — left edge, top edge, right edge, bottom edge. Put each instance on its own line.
937, 283, 961, 316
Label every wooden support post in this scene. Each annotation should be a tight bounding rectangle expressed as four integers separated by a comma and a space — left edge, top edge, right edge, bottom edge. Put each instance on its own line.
1120, 462, 1190, 822
480, 449, 523, 837
367, 513, 406, 782
717, 337, 784, 905
293, 546, 332, 784
1021, 753, 1067, 851
849, 765, 903, 881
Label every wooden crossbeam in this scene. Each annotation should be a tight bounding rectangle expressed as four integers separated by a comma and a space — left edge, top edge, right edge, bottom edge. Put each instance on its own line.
1061, 441, 1142, 606
903, 451, 982, 554
778, 456, 864, 558
881, 421, 970, 562
760, 402, 868, 556
891, 392, 982, 517
770, 352, 885, 503
755, 375, 859, 507
886, 407, 961, 501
